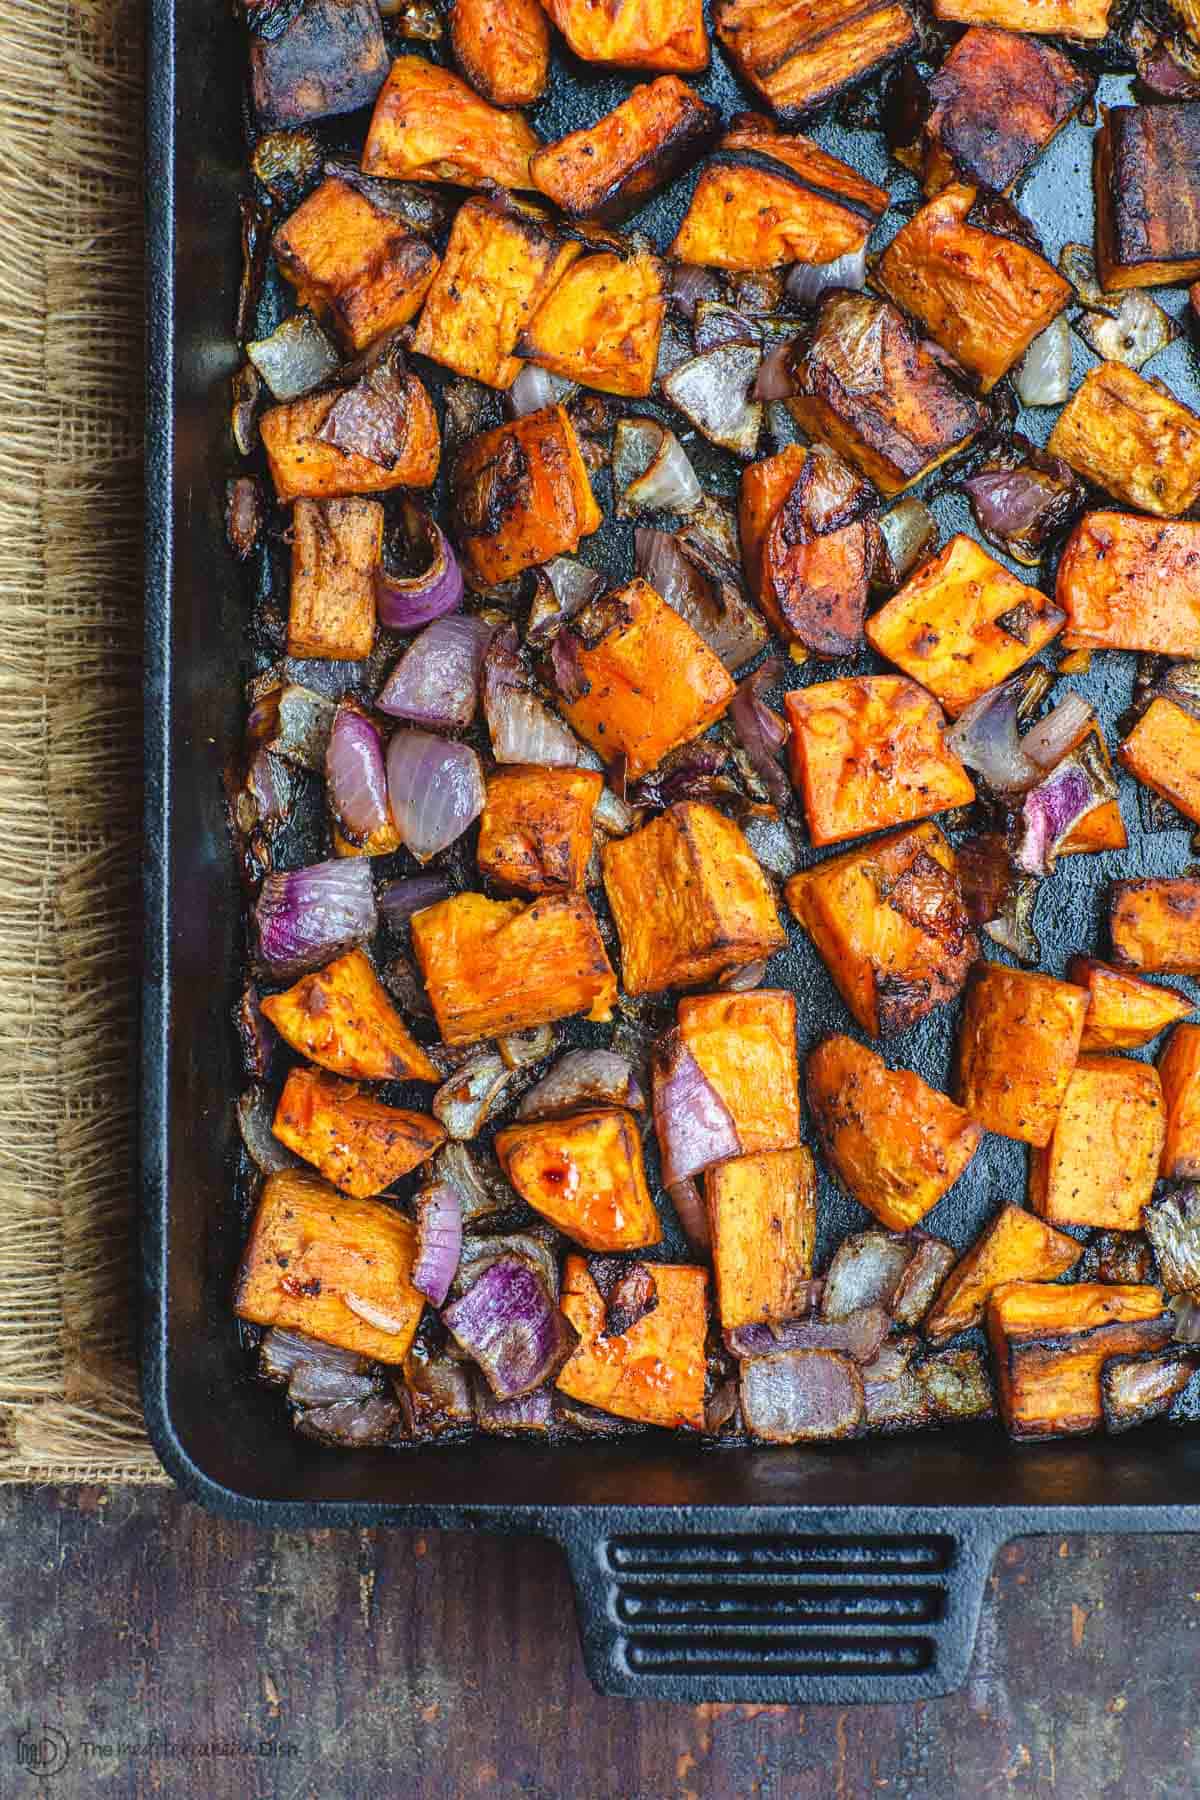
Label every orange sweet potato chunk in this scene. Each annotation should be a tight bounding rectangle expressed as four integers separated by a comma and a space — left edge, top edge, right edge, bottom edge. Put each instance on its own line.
540, 0, 708, 74
1068, 956, 1193, 1052
261, 949, 442, 1083
1057, 514, 1200, 655
956, 964, 1088, 1145
517, 250, 667, 398
450, 406, 602, 585
494, 1108, 662, 1250
715, 0, 916, 124
1119, 697, 1200, 827
705, 1146, 817, 1330
361, 54, 540, 189
1028, 1055, 1165, 1230
987, 1282, 1170, 1441
530, 77, 718, 222
476, 766, 602, 894
260, 376, 440, 502
1158, 1023, 1200, 1180
677, 989, 800, 1156
557, 1256, 709, 1428
1111, 879, 1200, 974
287, 497, 381, 660
449, 0, 549, 106
931, 0, 1111, 37
1047, 365, 1200, 519
273, 1067, 445, 1198
738, 444, 877, 657
925, 1203, 1082, 1343
273, 174, 439, 351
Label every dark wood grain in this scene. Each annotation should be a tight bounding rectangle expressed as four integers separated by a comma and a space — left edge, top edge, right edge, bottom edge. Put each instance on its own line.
0, 1487, 1197, 1799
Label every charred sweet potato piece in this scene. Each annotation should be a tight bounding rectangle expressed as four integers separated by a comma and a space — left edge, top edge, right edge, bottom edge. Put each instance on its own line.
788, 293, 987, 496
738, 445, 878, 656
234, 1169, 425, 1362
361, 55, 539, 190
1111, 879, 1200, 974
287, 497, 382, 659
261, 949, 442, 1082
260, 375, 440, 501
557, 1256, 708, 1427
602, 801, 786, 996
409, 891, 616, 1043
1058, 723, 1127, 857
1047, 365, 1200, 519
273, 1067, 445, 1197
785, 675, 975, 849
931, 0, 1111, 38
476, 766, 602, 895
272, 175, 439, 352
1158, 1024, 1200, 1180
1068, 956, 1193, 1052
557, 580, 735, 780
450, 406, 601, 585
1056, 513, 1200, 656
716, 0, 916, 124
987, 1282, 1171, 1440
251, 0, 387, 130
494, 1108, 661, 1250
677, 989, 801, 1155
449, 0, 549, 106
1095, 103, 1200, 291
784, 822, 977, 1037
705, 1146, 817, 1330
531, 78, 718, 222
1028, 1055, 1166, 1231
956, 964, 1088, 1145
540, 0, 708, 73
807, 1035, 982, 1231
517, 250, 667, 398
874, 185, 1071, 393
866, 534, 1064, 718
1119, 697, 1200, 828
925, 1203, 1082, 1344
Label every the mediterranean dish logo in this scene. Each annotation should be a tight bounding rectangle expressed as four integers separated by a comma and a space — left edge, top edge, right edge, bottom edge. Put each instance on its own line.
14, 1725, 69, 1779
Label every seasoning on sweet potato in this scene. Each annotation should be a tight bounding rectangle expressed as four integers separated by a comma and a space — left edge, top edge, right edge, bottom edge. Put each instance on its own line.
1028, 1055, 1165, 1231
448, 0, 549, 106
494, 1108, 661, 1250
1047, 365, 1200, 519
1119, 697, 1200, 829
261, 948, 442, 1082
925, 1203, 1082, 1344
1058, 723, 1127, 857
556, 1256, 708, 1428
259, 374, 440, 502
1158, 1023, 1200, 1180
1068, 956, 1193, 1052
874, 185, 1071, 393
1110, 879, 1200, 975
251, 0, 388, 130
738, 444, 878, 656
287, 497, 382, 660
1056, 513, 1200, 657
273, 174, 439, 352
1095, 103, 1200, 291
450, 406, 601, 585
530, 77, 718, 222
785, 675, 975, 849
556, 579, 735, 780
787, 292, 987, 496
410, 891, 617, 1044
784, 822, 977, 1037
705, 1146, 817, 1330
931, 0, 1111, 38
235, 1168, 425, 1362
516, 250, 667, 398
476, 766, 602, 895
360, 54, 540, 190
601, 800, 786, 996
956, 964, 1088, 1145
715, 0, 916, 124
677, 989, 800, 1156
987, 1281, 1171, 1441
539, 0, 708, 74
865, 534, 1065, 718
807, 1035, 982, 1232
273, 1067, 446, 1198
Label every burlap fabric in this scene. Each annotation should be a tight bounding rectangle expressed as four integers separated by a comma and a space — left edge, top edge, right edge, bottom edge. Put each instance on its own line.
0, 0, 164, 1478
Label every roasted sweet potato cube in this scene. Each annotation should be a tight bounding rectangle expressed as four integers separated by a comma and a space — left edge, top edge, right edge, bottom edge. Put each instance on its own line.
716, 0, 916, 123
677, 989, 800, 1155
540, 0, 707, 73
1068, 956, 1193, 1052
931, 0, 1111, 38
449, 0, 549, 106
409, 891, 616, 1044
1095, 103, 1200, 291
557, 1257, 708, 1428
260, 376, 440, 502
531, 78, 718, 223
272, 175, 438, 352
874, 185, 1071, 393
286, 497, 381, 660
1058, 724, 1127, 857
558, 580, 735, 781
450, 406, 601, 585
517, 251, 666, 399
261, 949, 442, 1083
926, 1204, 1081, 1344
1028, 1056, 1165, 1231
601, 801, 786, 995
251, 0, 387, 130
1158, 1024, 1200, 1180
705, 1146, 816, 1330
1047, 366, 1200, 519
738, 444, 877, 657
784, 823, 977, 1037
807, 1035, 982, 1232
785, 676, 975, 849
1056, 513, 1200, 657
1111, 879, 1200, 975
1119, 697, 1200, 828
494, 1108, 661, 1250
788, 293, 987, 496
476, 766, 602, 895
956, 965, 1088, 1145
361, 54, 540, 190
234, 1169, 425, 1362
273, 1067, 445, 1197
987, 1282, 1170, 1441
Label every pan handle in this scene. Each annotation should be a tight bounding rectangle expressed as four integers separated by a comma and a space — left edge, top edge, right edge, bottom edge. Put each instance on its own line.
553, 1511, 1005, 1703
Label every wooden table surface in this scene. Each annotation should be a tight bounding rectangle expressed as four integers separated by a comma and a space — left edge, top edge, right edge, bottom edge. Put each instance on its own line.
1, 1485, 1196, 1799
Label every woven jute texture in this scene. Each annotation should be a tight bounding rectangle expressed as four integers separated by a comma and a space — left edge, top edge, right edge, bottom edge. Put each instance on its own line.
0, 0, 165, 1479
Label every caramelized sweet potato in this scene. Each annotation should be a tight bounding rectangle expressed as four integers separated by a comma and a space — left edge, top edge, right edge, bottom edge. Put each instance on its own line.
251, 0, 388, 130
273, 175, 439, 352
1028, 1055, 1165, 1230
494, 1108, 661, 1250
1111, 879, 1200, 974
1047, 365, 1200, 519
1095, 103, 1200, 291
1068, 956, 1193, 1052
234, 1169, 425, 1362
449, 0, 549, 106
517, 250, 667, 398
360, 54, 540, 190
1056, 513, 1200, 657
784, 822, 977, 1037
602, 801, 786, 996
539, 0, 708, 73
738, 445, 877, 656
715, 0, 916, 123
1119, 697, 1200, 827
677, 989, 801, 1155
273, 1067, 445, 1197
956, 964, 1088, 1145
476, 765, 602, 894
987, 1282, 1171, 1440
287, 497, 382, 660
1158, 1023, 1200, 1179
705, 1146, 817, 1329
557, 1256, 708, 1428
925, 1203, 1082, 1344
788, 292, 987, 496
409, 891, 616, 1043
450, 406, 601, 585
931, 0, 1111, 38
807, 1035, 982, 1231
260, 376, 440, 501
874, 185, 1071, 393
261, 949, 442, 1082
785, 675, 975, 849
557, 580, 735, 780
530, 78, 718, 222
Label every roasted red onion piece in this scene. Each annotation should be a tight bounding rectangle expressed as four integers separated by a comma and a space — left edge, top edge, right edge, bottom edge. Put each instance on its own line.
961, 439, 1085, 567
226, 476, 265, 560
442, 1256, 578, 1400
252, 129, 323, 208
785, 246, 867, 307
725, 1303, 887, 1364
236, 982, 277, 1079
237, 1085, 301, 1174
473, 1379, 556, 1433
287, 1357, 381, 1407
1012, 737, 1116, 876
628, 740, 730, 810
385, 731, 486, 862
232, 362, 261, 456
1102, 1353, 1194, 1433
294, 1394, 402, 1446
316, 354, 410, 469
376, 614, 494, 728
498, 1025, 558, 1070
433, 1142, 520, 1231
1174, 1296, 1200, 1344
861, 1337, 929, 1433
526, 557, 605, 644
1144, 1189, 1200, 1296
635, 520, 768, 672
739, 1349, 865, 1443
517, 1049, 645, 1120
601, 1263, 659, 1337
396, 1337, 475, 1438
255, 856, 377, 978
1021, 693, 1094, 770
874, 498, 937, 592
667, 1176, 711, 1255
1013, 316, 1071, 407
753, 337, 796, 401
718, 958, 768, 992
259, 1327, 372, 1390
662, 344, 763, 458
736, 807, 799, 879
821, 1234, 913, 1320
612, 417, 702, 515
326, 703, 390, 844
432, 1052, 513, 1140
943, 669, 1051, 793
1077, 291, 1180, 372
411, 1182, 464, 1306
483, 627, 582, 765
374, 516, 464, 632
246, 310, 340, 401
377, 872, 452, 930
669, 261, 723, 318
916, 1349, 994, 1423
730, 658, 791, 810
263, 682, 337, 771
454, 1231, 559, 1301
506, 363, 576, 418
890, 1237, 956, 1330
652, 1029, 741, 1187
